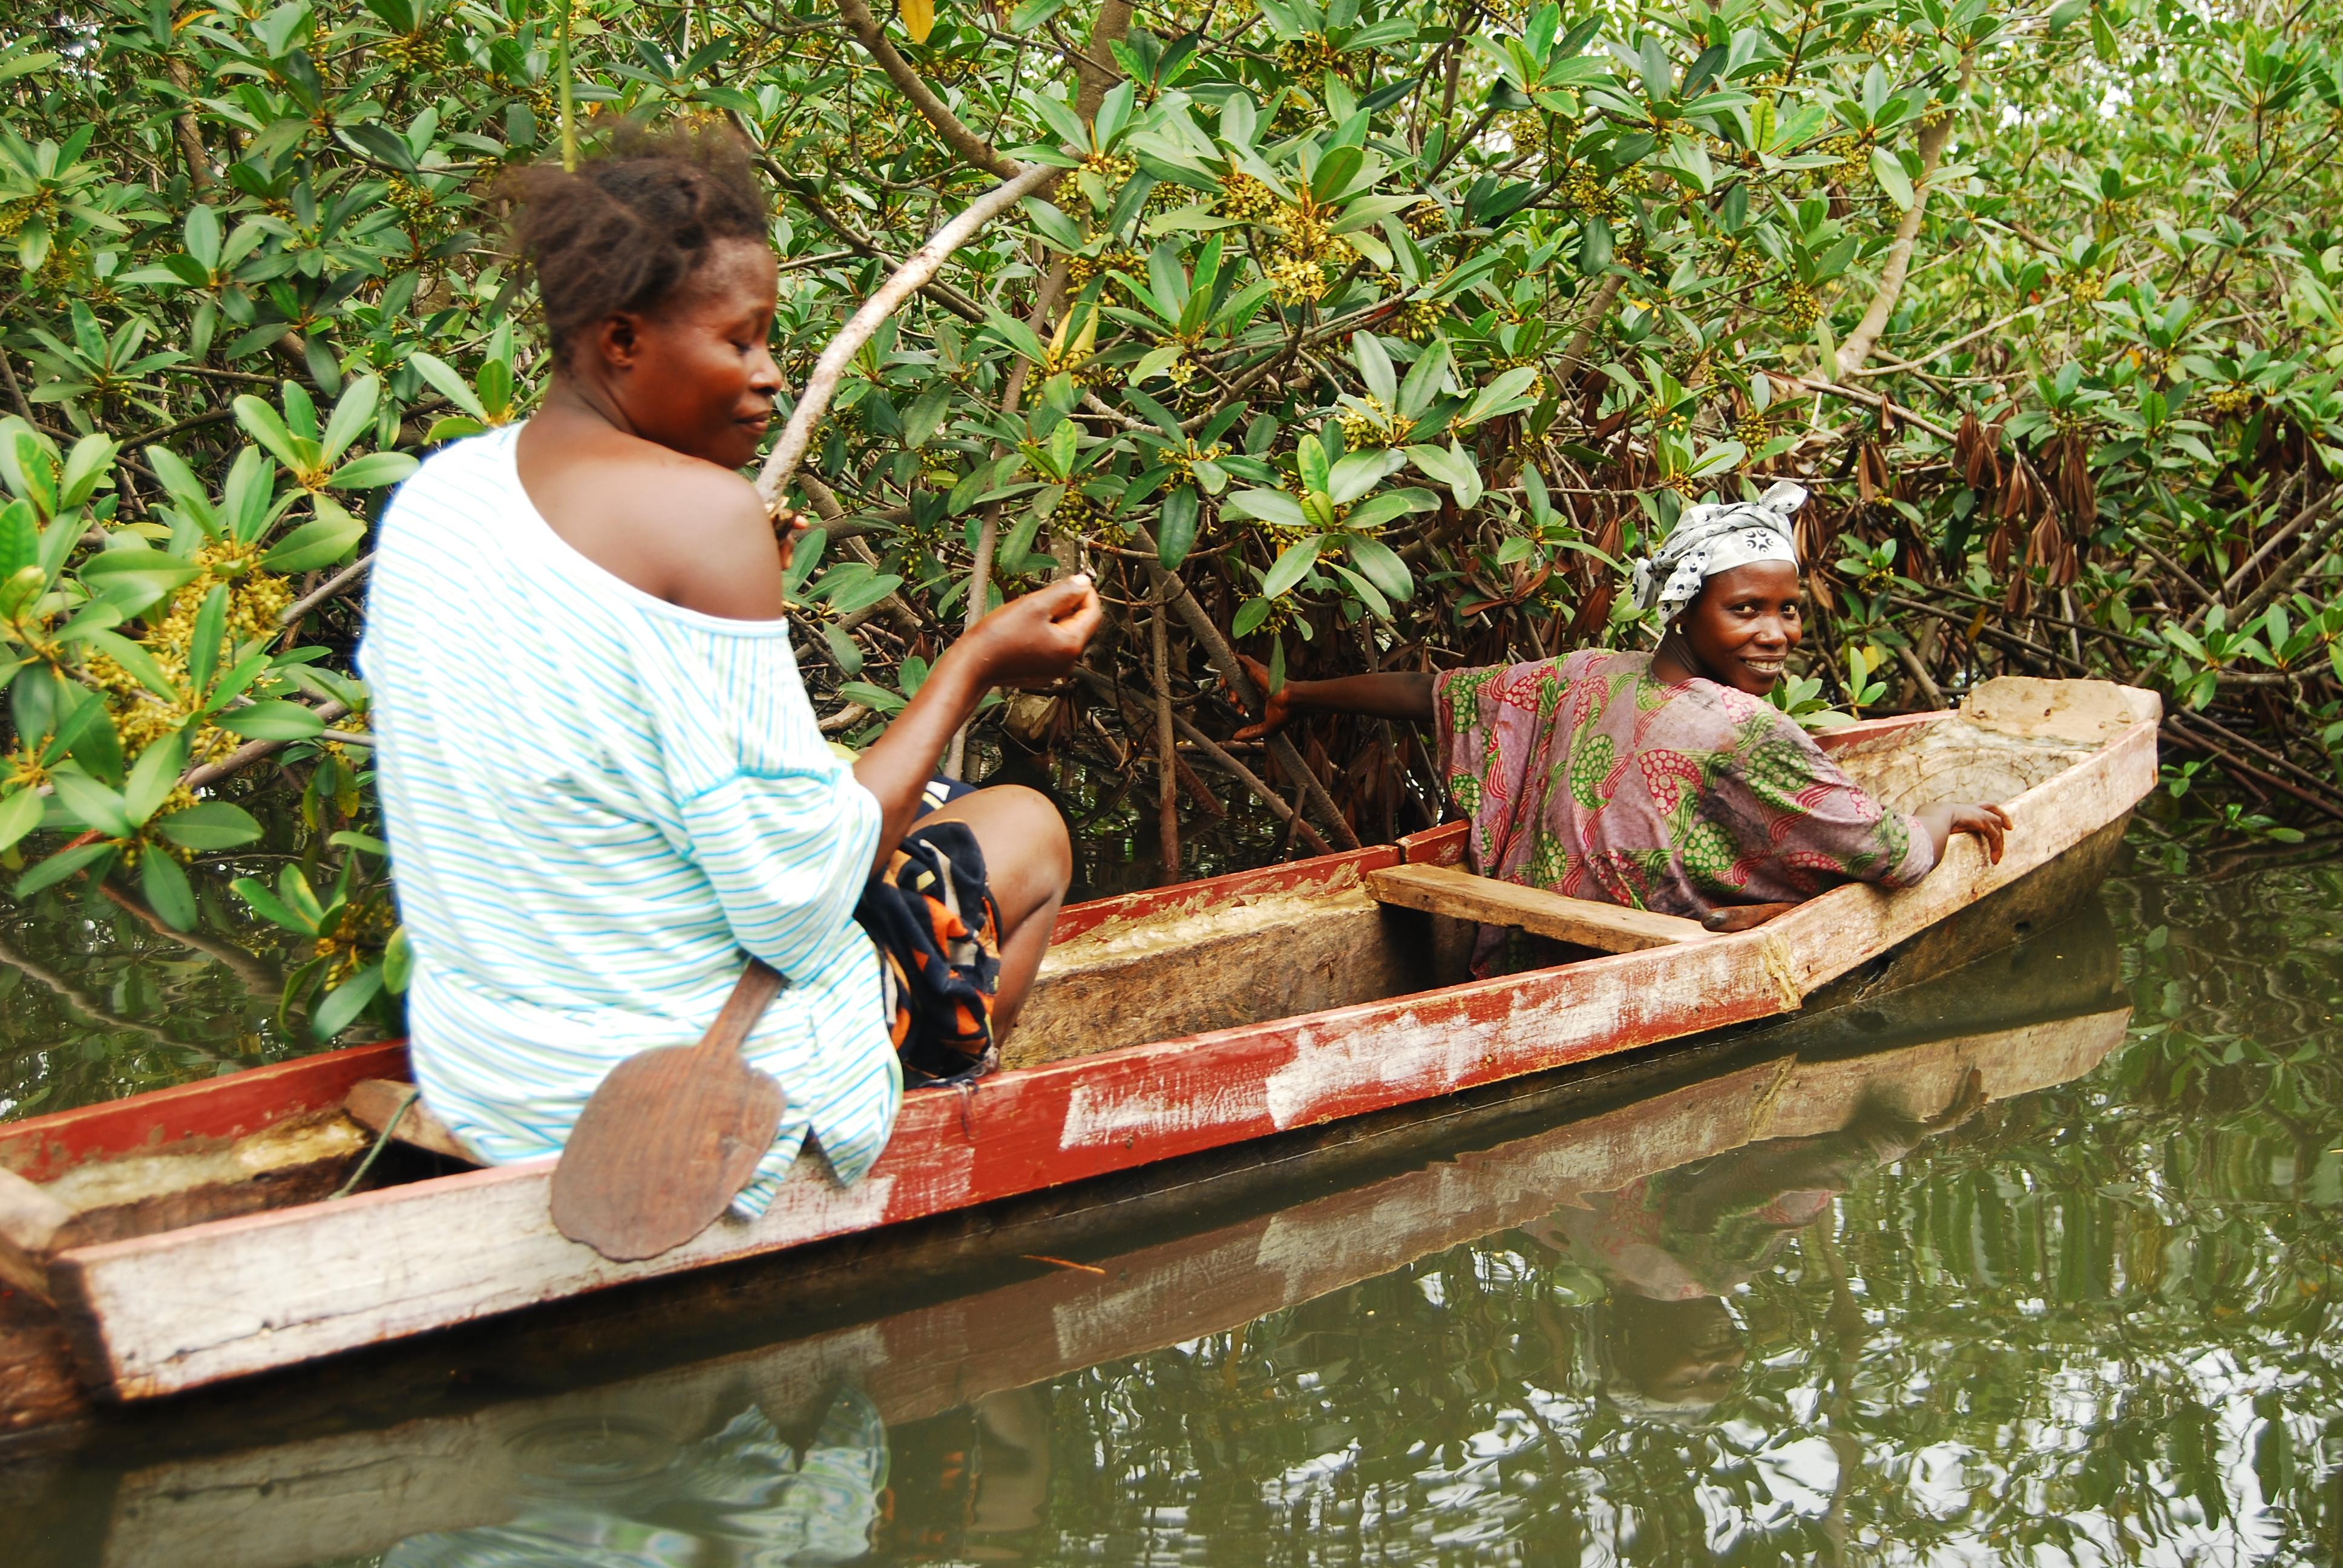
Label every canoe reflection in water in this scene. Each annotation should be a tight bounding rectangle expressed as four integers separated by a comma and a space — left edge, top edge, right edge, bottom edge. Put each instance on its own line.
381, 1383, 1057, 1567
1521, 1070, 1988, 1422
385, 1387, 891, 1567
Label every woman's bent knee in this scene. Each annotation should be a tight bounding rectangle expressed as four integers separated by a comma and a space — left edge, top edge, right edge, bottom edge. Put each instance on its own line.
929, 785, 1072, 906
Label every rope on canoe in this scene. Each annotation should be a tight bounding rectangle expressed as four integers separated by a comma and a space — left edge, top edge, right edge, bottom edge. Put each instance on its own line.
332, 1088, 415, 1200
1757, 932, 1805, 1012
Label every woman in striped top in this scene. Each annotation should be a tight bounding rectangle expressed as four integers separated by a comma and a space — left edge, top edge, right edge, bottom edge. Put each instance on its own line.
359, 125, 1099, 1212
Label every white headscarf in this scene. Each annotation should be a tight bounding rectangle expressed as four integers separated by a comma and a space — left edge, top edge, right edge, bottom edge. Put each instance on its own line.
1628, 481, 1807, 623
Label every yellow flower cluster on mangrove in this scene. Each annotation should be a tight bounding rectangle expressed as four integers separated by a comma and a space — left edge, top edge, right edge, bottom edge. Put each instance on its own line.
1161, 440, 1228, 485
374, 32, 438, 73
1267, 253, 1329, 305
1821, 134, 1872, 186
1338, 395, 1411, 449
0, 188, 57, 241
1561, 166, 1616, 217
1079, 150, 1138, 187
1216, 171, 1280, 222
1395, 297, 1445, 341
83, 540, 293, 760
1065, 246, 1145, 289
1276, 34, 1361, 85
1781, 283, 1823, 330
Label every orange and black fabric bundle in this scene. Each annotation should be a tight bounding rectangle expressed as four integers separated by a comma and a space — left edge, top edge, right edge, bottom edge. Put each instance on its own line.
855, 818, 1003, 1084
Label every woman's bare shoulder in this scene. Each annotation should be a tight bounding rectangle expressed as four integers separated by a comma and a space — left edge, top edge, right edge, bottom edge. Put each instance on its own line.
639, 461, 785, 621
520, 423, 782, 619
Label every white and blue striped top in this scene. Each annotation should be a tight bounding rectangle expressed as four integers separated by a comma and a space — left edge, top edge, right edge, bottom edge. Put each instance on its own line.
356, 426, 897, 1210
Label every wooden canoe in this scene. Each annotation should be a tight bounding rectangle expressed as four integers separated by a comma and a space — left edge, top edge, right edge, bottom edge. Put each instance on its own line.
33, 916, 2132, 1568
0, 675, 2158, 1402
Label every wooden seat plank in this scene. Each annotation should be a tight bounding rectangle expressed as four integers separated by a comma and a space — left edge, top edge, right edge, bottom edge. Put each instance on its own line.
1364, 864, 1709, 953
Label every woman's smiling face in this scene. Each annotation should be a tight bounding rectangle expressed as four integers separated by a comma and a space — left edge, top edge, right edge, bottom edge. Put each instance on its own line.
1677, 559, 1804, 695
599, 237, 782, 470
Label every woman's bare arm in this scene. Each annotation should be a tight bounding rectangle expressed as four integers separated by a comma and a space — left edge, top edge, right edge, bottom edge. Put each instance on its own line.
1231, 657, 1434, 741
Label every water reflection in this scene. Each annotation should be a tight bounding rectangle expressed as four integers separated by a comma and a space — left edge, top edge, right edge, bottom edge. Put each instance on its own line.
17, 846, 2343, 1564
388, 1393, 888, 1567
1529, 1072, 1987, 1424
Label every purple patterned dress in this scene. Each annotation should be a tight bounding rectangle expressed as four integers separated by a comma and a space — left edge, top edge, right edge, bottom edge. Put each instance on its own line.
1433, 650, 1932, 969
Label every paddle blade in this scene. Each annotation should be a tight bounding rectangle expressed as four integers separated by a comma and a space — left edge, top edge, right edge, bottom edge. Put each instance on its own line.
550, 1044, 786, 1262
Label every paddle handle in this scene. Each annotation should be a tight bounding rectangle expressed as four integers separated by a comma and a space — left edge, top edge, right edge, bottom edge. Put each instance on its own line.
698, 959, 786, 1058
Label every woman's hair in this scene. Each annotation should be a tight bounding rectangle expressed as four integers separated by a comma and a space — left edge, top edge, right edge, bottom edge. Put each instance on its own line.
503, 120, 768, 359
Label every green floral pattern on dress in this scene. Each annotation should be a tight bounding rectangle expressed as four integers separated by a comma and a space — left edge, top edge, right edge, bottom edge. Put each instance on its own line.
1444, 667, 1500, 735
1529, 829, 1571, 886
1568, 733, 1616, 811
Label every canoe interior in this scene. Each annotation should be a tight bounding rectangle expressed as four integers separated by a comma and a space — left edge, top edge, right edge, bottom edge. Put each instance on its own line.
0, 676, 2155, 1261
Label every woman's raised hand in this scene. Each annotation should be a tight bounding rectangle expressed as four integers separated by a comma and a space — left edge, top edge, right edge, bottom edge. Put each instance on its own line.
1229, 654, 1296, 742
773, 506, 811, 570
965, 574, 1103, 688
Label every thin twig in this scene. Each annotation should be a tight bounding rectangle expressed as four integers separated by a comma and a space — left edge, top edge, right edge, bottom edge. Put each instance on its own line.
180, 701, 352, 791
1152, 587, 1179, 878
833, 0, 1021, 177
1127, 526, 1360, 849
277, 552, 375, 626
1785, 377, 1960, 443
756, 163, 1059, 509
1073, 667, 1331, 854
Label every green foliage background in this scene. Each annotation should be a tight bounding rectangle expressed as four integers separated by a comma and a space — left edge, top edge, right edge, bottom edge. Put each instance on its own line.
4, 0, 2342, 1034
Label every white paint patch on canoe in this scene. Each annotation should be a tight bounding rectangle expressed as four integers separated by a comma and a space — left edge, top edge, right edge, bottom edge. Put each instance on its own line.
757, 1167, 901, 1233
1058, 1077, 1269, 1150
1265, 1006, 1486, 1129
1263, 967, 1659, 1131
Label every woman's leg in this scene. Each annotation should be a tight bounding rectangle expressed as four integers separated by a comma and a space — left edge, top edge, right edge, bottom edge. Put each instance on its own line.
916, 784, 1071, 1035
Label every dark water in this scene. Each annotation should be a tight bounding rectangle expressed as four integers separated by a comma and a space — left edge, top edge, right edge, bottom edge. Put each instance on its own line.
7, 815, 2343, 1564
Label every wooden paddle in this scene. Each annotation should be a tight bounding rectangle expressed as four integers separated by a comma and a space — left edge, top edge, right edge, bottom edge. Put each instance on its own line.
551, 959, 788, 1261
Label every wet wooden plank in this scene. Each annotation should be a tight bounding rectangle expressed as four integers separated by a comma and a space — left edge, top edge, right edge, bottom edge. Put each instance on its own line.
1012, 857, 1459, 1068
1046, 844, 1401, 944
344, 1082, 476, 1165
1771, 715, 2158, 997
1364, 864, 1709, 952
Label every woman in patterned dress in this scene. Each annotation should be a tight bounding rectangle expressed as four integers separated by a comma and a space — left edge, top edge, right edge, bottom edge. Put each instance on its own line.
1235, 483, 2008, 970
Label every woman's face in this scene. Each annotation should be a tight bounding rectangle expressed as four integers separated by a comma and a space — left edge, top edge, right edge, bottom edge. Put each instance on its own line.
599, 237, 782, 470
1677, 559, 1803, 695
